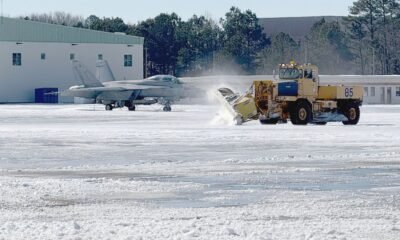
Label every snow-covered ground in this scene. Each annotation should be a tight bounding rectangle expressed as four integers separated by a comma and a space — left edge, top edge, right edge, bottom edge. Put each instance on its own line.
1, 104, 400, 240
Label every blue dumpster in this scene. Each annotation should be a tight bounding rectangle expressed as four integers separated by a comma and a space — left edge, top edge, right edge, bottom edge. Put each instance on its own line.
35, 88, 58, 103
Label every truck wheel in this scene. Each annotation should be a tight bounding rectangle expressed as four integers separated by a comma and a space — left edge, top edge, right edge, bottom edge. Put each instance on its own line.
128, 105, 136, 111
342, 102, 360, 125
291, 101, 312, 125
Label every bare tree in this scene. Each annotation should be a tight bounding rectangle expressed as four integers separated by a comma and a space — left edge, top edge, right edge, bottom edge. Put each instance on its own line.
22, 11, 85, 27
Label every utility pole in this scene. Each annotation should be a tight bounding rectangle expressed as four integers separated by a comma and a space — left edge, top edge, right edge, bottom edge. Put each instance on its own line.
372, 47, 375, 75
144, 47, 148, 78
304, 38, 309, 63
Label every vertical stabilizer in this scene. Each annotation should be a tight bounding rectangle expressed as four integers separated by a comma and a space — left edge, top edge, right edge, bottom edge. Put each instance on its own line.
72, 60, 104, 87
96, 60, 116, 82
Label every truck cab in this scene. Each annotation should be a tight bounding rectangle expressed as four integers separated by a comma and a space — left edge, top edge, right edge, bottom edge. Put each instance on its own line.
276, 62, 319, 101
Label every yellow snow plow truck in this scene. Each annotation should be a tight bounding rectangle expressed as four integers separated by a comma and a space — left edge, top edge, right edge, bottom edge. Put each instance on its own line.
216, 62, 363, 125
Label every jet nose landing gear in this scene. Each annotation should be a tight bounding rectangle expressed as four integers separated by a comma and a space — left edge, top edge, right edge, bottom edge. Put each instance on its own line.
163, 105, 172, 112
163, 106, 172, 112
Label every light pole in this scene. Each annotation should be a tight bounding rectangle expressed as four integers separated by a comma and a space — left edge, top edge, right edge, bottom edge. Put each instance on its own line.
144, 47, 148, 78
304, 38, 309, 64
371, 46, 375, 75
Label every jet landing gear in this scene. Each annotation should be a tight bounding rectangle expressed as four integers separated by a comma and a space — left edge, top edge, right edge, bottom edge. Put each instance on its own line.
105, 101, 137, 111
104, 101, 171, 112
163, 106, 172, 112
163, 104, 172, 112
125, 102, 136, 111
105, 104, 113, 111
105, 104, 135, 111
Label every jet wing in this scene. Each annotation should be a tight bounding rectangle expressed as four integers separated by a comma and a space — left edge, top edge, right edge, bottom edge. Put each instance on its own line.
112, 85, 171, 90
62, 87, 120, 98
62, 85, 170, 99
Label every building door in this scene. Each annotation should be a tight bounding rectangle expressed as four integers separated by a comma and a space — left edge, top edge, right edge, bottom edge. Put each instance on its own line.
387, 87, 392, 104
380, 87, 385, 104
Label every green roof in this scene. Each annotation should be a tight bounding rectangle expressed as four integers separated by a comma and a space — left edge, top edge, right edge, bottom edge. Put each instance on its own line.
0, 17, 143, 45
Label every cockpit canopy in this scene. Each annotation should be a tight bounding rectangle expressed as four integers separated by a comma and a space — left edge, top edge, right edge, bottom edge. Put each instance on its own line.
147, 75, 182, 84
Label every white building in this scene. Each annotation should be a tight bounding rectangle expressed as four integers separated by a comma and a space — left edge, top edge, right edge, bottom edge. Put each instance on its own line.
0, 17, 143, 103
320, 76, 400, 104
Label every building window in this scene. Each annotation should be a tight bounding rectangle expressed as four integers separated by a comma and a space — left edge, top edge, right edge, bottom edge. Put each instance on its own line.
371, 87, 376, 97
70, 53, 75, 60
12, 53, 22, 66
364, 87, 369, 97
41, 53, 46, 60
98, 54, 103, 60
396, 87, 400, 97
124, 54, 133, 67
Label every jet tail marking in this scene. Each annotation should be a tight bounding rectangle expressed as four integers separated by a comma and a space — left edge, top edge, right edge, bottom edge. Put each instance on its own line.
96, 60, 116, 82
72, 60, 104, 88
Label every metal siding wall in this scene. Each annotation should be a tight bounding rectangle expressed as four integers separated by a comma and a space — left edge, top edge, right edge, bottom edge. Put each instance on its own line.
0, 17, 144, 45
361, 86, 400, 104
0, 42, 143, 103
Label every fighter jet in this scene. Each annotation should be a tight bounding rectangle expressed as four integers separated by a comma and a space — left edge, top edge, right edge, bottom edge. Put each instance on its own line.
63, 60, 187, 112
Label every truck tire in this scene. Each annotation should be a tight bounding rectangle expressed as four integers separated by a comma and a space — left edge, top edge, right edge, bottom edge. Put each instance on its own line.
291, 100, 312, 125
342, 102, 360, 125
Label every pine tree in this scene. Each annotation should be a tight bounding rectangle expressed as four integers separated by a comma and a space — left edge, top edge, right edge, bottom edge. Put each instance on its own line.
220, 7, 270, 74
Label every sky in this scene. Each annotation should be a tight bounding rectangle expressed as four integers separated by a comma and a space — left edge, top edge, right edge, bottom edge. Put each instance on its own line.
2, 0, 355, 23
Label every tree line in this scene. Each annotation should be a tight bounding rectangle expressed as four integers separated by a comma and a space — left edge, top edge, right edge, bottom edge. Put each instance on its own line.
22, 0, 400, 76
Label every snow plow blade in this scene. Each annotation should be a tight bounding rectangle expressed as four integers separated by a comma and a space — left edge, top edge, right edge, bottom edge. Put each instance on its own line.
215, 88, 259, 125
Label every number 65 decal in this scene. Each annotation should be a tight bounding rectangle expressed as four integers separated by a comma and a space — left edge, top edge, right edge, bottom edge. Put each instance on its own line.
345, 88, 354, 97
